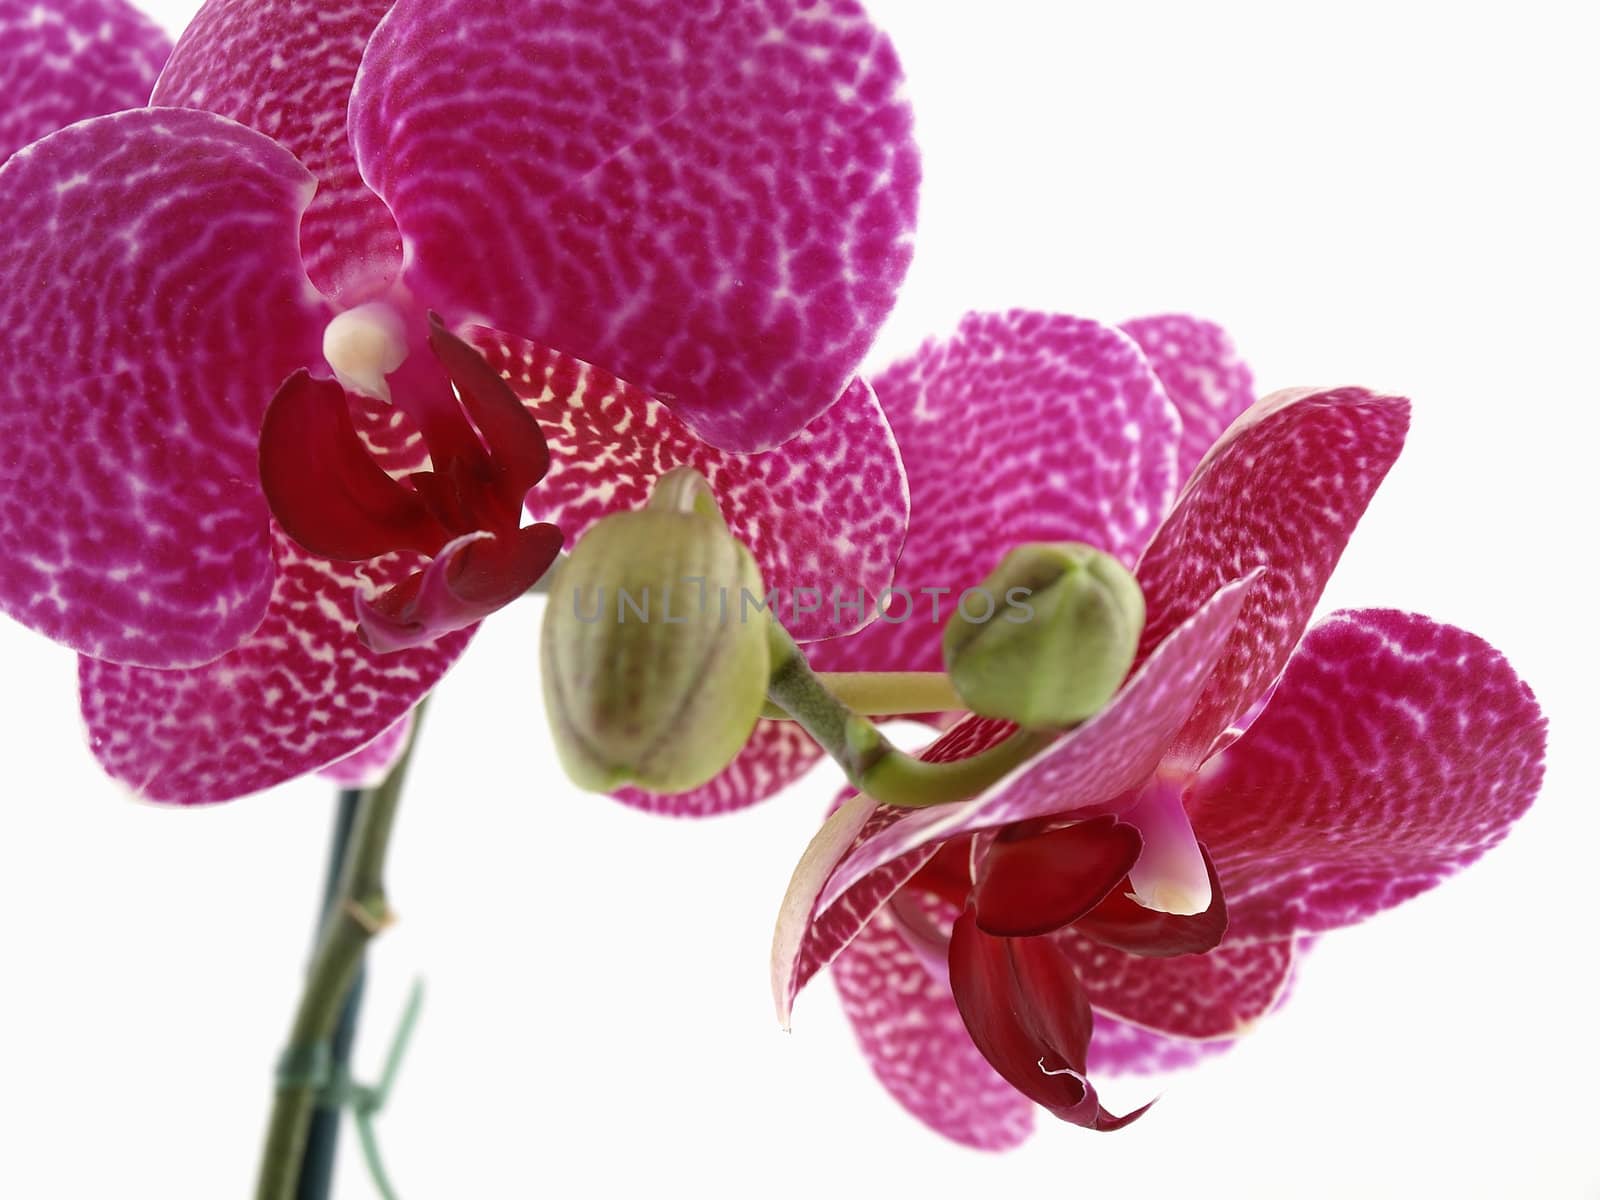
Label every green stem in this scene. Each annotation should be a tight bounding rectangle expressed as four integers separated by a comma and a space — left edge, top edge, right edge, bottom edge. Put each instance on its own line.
253, 705, 426, 1200
295, 791, 368, 1200
857, 724, 1054, 807
759, 671, 963, 720
764, 623, 1050, 808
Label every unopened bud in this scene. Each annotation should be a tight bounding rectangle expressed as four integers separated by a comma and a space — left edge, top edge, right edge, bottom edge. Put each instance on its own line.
942, 542, 1145, 728
540, 477, 770, 794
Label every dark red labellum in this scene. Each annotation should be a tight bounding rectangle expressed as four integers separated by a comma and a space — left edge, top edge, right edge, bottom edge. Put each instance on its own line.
259, 315, 562, 651
948, 907, 1150, 1132
972, 815, 1145, 938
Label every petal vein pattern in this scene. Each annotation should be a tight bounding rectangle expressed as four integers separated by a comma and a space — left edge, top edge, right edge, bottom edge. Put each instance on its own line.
80, 528, 472, 805
810, 311, 1180, 675
0, 108, 328, 667
834, 910, 1035, 1150
1136, 387, 1409, 765
478, 327, 909, 643
352, 0, 920, 450
614, 720, 823, 818
1189, 608, 1547, 940
1120, 314, 1255, 484
153, 0, 403, 302
0, 0, 171, 160
1054, 930, 1297, 1040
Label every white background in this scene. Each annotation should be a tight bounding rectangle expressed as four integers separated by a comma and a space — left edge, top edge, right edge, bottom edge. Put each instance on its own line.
2, 2, 1597, 1197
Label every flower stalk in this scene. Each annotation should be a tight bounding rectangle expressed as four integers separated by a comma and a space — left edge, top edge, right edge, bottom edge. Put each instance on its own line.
254, 705, 426, 1200
759, 671, 964, 720
763, 621, 1051, 808
295, 789, 370, 1200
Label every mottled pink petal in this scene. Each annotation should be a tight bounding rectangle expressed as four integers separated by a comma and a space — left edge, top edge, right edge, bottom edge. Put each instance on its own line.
1120, 314, 1255, 483
152, 0, 400, 303
318, 711, 413, 788
774, 792, 878, 1023
477, 328, 908, 642
833, 910, 1034, 1150
1087, 1012, 1234, 1077
816, 575, 1254, 912
1057, 931, 1297, 1040
0, 108, 327, 668
1137, 387, 1410, 766
774, 722, 1015, 1023
0, 0, 169, 159
778, 806, 937, 1024
1189, 609, 1546, 941
615, 720, 821, 819
80, 529, 471, 805
809, 311, 1180, 675
352, 0, 919, 452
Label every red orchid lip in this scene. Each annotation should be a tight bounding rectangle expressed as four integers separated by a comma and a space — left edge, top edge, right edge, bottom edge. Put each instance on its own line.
949, 907, 1150, 1132
259, 314, 562, 652
971, 816, 1145, 938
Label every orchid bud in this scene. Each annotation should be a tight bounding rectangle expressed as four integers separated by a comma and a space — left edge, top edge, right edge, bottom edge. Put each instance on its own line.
942, 542, 1145, 728
540, 474, 770, 794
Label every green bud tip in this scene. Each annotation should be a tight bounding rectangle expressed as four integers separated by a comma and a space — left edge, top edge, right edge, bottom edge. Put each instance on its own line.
941, 542, 1146, 729
540, 470, 770, 794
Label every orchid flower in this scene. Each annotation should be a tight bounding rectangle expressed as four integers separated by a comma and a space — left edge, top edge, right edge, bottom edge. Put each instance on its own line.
770, 311, 1547, 1147
0, 0, 917, 805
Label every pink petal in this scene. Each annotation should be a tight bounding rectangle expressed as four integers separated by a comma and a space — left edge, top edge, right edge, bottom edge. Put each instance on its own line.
833, 909, 1035, 1150
1136, 387, 1410, 767
774, 722, 1016, 1024
1087, 936, 1317, 1073
773, 792, 878, 1023
477, 328, 908, 642
152, 0, 401, 303
318, 711, 414, 788
808, 311, 1181, 675
1120, 314, 1255, 484
777, 804, 938, 1025
1087, 1012, 1234, 1077
0, 0, 170, 159
79, 528, 472, 805
816, 575, 1254, 913
351, 0, 919, 452
614, 719, 822, 818
1056, 930, 1297, 1040
1189, 609, 1546, 941
0, 108, 328, 668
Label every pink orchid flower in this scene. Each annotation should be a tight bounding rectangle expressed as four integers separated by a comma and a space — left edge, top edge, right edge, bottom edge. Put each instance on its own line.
0, 0, 918, 804
770, 310, 1546, 1147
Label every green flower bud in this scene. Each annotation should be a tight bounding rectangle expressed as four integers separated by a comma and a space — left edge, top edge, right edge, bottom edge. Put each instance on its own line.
540, 476, 770, 794
942, 542, 1145, 728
